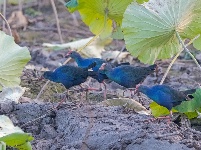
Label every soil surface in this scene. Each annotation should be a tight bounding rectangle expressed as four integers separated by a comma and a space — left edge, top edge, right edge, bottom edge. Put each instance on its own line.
2, 102, 201, 150
2, 1, 201, 150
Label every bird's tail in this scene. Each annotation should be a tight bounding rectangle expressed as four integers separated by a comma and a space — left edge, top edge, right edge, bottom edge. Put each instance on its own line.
181, 88, 196, 99
88, 71, 98, 78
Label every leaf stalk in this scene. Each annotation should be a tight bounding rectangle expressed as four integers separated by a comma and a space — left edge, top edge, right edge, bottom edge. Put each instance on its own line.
176, 31, 201, 70
160, 34, 200, 84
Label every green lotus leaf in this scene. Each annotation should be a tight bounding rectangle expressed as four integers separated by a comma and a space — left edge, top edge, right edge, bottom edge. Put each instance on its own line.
0, 31, 31, 90
0, 115, 33, 150
175, 88, 201, 113
193, 36, 201, 50
122, 0, 201, 64
136, 0, 149, 4
70, 0, 133, 38
150, 102, 170, 117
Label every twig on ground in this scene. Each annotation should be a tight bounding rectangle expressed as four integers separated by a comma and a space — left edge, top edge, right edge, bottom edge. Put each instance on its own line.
154, 131, 181, 139
36, 80, 50, 100
21, 114, 48, 128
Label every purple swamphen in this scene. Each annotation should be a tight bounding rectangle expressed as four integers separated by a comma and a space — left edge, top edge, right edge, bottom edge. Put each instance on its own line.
138, 85, 195, 120
66, 51, 106, 71
43, 63, 96, 106
99, 63, 157, 97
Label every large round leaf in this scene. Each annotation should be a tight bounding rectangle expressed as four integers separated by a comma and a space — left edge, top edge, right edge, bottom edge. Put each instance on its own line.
122, 0, 201, 64
0, 31, 31, 90
72, 0, 133, 38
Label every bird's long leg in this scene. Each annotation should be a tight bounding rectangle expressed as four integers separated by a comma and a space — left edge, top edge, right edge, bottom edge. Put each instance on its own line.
124, 83, 142, 99
134, 84, 141, 94
123, 89, 126, 97
53, 90, 68, 110
81, 82, 102, 91
127, 88, 136, 98
78, 85, 85, 107
136, 92, 144, 105
102, 81, 107, 100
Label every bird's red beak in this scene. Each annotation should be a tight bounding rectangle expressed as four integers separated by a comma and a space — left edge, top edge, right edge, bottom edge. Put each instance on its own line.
65, 50, 73, 58
99, 63, 106, 70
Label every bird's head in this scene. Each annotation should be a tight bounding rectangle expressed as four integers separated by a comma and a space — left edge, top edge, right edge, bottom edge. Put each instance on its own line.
43, 71, 55, 81
65, 50, 80, 59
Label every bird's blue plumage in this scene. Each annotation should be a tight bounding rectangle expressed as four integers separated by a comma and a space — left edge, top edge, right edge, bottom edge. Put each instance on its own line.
67, 51, 105, 71
67, 51, 132, 83
100, 64, 156, 88
138, 85, 189, 110
43, 64, 96, 89
66, 51, 108, 83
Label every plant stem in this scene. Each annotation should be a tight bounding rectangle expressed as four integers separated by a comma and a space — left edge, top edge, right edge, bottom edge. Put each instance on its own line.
50, 0, 64, 43
112, 45, 126, 63
0, 13, 12, 36
36, 80, 50, 100
160, 50, 183, 85
3, 0, 6, 31
160, 34, 200, 84
176, 31, 201, 70
18, 0, 22, 11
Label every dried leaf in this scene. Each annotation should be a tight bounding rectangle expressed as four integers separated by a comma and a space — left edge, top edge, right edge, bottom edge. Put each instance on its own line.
102, 51, 129, 63
43, 36, 112, 58
0, 86, 27, 103
8, 11, 28, 30
100, 98, 150, 115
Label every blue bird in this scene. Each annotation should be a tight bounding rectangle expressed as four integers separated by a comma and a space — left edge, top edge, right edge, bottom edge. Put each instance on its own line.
99, 63, 157, 94
138, 85, 195, 117
66, 51, 105, 71
43, 63, 96, 89
43, 63, 96, 105
66, 51, 130, 100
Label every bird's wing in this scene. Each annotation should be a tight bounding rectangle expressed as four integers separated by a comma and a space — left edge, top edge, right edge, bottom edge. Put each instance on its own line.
56, 66, 84, 80
154, 90, 174, 110
124, 67, 149, 83
159, 86, 186, 105
181, 89, 196, 99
